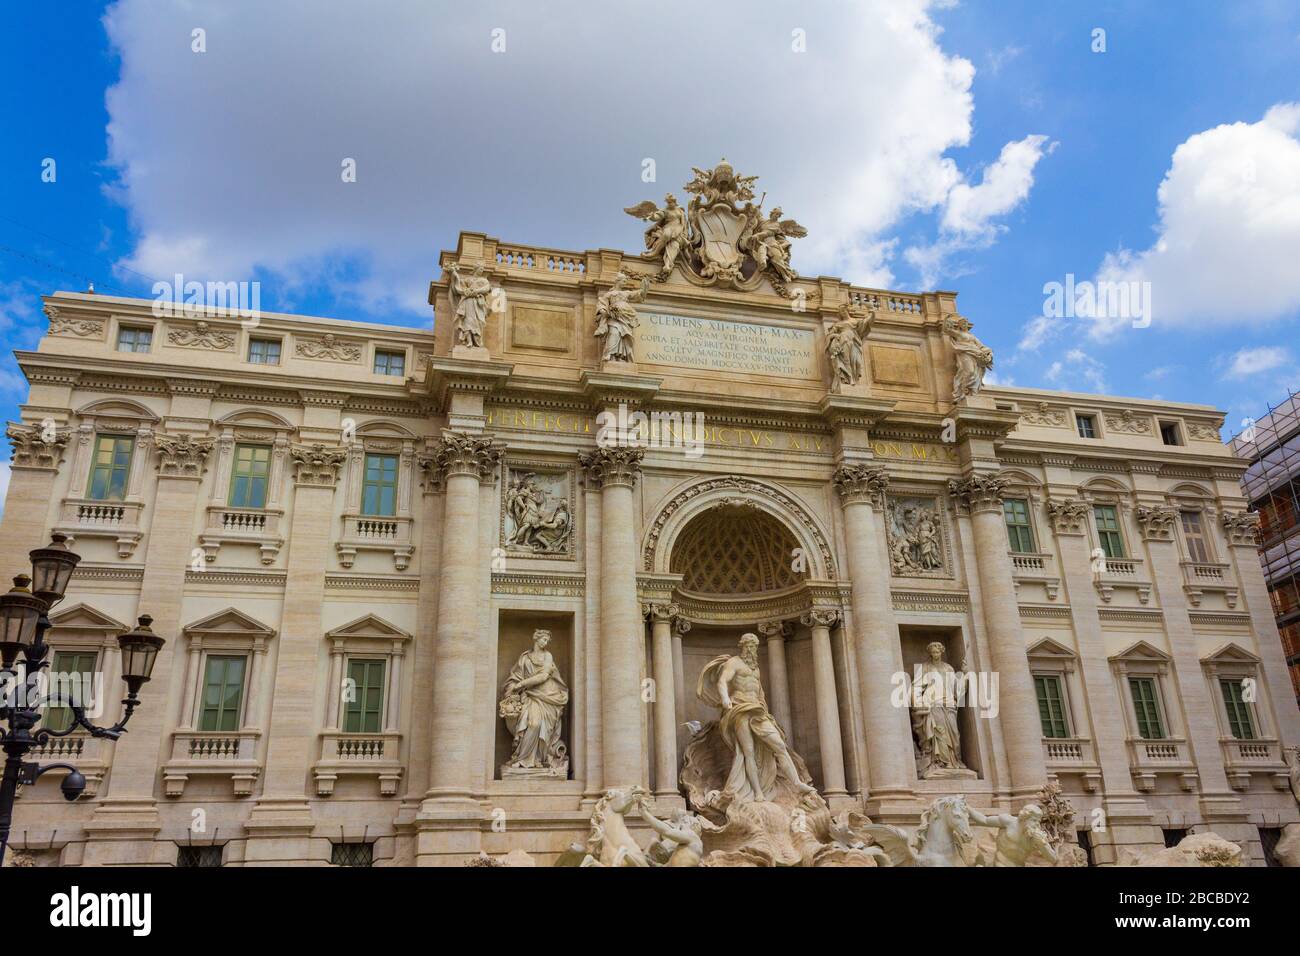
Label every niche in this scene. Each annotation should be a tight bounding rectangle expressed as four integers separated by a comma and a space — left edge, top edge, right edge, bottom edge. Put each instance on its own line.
494, 610, 574, 780
898, 625, 982, 778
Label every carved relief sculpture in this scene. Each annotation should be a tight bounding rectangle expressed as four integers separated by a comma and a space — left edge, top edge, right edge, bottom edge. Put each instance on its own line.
295, 333, 361, 362
504, 470, 572, 554
886, 497, 945, 575
1045, 498, 1091, 535
45, 305, 104, 338
825, 304, 872, 389
1135, 505, 1178, 540
910, 641, 972, 779
594, 270, 649, 363
446, 261, 491, 350
290, 442, 348, 486
624, 194, 690, 280
7, 423, 70, 468
942, 314, 993, 402
167, 321, 235, 350
499, 629, 570, 778
154, 433, 214, 478
1221, 510, 1261, 546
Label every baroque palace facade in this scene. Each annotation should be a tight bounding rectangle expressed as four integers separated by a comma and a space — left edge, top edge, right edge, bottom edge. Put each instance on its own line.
4, 161, 1298, 867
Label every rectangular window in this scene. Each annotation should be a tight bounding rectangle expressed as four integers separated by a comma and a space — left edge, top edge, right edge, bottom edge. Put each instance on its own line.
44, 650, 98, 733
228, 444, 272, 509
86, 435, 135, 501
1219, 679, 1256, 740
1180, 510, 1211, 564
116, 326, 153, 353
361, 453, 398, 516
199, 655, 247, 732
331, 842, 374, 867
1034, 674, 1070, 738
1129, 677, 1165, 739
1076, 414, 1097, 439
176, 845, 223, 867
373, 349, 406, 376
247, 338, 282, 365
344, 658, 386, 734
1159, 421, 1182, 446
1093, 505, 1125, 559
1003, 498, 1035, 553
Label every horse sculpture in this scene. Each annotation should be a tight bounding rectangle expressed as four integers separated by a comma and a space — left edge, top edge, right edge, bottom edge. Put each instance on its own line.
861, 795, 975, 867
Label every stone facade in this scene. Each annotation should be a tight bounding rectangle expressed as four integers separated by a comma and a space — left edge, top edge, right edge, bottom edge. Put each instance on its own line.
4, 195, 1299, 866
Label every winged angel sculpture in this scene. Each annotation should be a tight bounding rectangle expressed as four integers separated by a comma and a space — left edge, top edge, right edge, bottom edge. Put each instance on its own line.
625, 160, 807, 296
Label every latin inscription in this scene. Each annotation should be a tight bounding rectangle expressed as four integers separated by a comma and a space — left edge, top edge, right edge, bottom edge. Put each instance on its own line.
636, 312, 817, 379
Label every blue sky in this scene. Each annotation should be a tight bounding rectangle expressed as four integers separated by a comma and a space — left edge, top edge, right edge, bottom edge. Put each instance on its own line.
3, 0, 1299, 481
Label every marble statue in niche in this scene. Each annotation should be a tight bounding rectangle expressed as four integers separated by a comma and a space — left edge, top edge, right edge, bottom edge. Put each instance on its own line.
504, 470, 572, 554
498, 629, 570, 778
910, 641, 974, 779
887, 497, 944, 575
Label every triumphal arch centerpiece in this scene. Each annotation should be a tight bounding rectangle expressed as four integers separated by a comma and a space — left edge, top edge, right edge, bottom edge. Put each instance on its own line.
5, 160, 1298, 866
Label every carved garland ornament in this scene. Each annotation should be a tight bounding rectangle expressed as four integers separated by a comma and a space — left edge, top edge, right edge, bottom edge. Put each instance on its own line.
167, 321, 235, 350
295, 333, 361, 362
45, 305, 105, 338
6, 423, 70, 468
642, 475, 837, 578
1045, 499, 1091, 535
1104, 409, 1152, 435
154, 433, 214, 478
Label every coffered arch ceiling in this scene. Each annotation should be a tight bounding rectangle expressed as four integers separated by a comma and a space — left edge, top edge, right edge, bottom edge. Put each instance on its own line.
670, 504, 803, 595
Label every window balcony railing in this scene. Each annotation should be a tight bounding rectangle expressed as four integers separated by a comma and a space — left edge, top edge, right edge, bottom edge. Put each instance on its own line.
336, 514, 414, 571
55, 497, 146, 558
1009, 551, 1061, 601
312, 730, 404, 796
1180, 561, 1239, 608
162, 729, 262, 798
1126, 736, 1197, 792
1095, 556, 1151, 605
27, 733, 109, 798
1219, 736, 1290, 792
198, 505, 284, 565
1041, 736, 1101, 791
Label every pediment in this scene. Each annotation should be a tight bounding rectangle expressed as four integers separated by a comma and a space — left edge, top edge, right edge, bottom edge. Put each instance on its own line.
1110, 640, 1171, 664
325, 613, 411, 642
48, 603, 127, 633
1026, 637, 1076, 660
1202, 642, 1260, 665
183, 607, 276, 637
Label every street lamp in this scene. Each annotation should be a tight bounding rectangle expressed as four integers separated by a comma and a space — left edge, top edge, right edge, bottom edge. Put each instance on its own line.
0, 535, 165, 865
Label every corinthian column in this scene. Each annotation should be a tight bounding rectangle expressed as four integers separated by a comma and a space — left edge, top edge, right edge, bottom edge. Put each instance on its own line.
802, 609, 848, 797
949, 473, 1046, 797
425, 431, 501, 805
832, 464, 913, 803
579, 447, 646, 790
645, 602, 684, 799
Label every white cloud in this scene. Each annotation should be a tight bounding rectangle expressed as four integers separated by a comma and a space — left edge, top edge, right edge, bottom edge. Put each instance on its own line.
101, 0, 1044, 313
1219, 345, 1292, 380
1087, 103, 1300, 338
1042, 348, 1108, 393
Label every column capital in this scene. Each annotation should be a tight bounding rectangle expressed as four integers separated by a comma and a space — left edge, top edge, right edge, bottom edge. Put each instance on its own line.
643, 601, 681, 624
426, 430, 503, 487
756, 619, 793, 639
1220, 510, 1261, 547
6, 423, 70, 471
1044, 497, 1091, 535
947, 472, 1009, 515
1135, 505, 1178, 541
832, 463, 889, 506
155, 432, 214, 480
801, 609, 841, 630
578, 446, 644, 489
290, 442, 348, 487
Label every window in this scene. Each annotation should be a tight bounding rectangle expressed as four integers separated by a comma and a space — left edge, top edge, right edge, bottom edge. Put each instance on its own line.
1180, 510, 1211, 563
331, 842, 374, 867
361, 453, 398, 516
247, 338, 282, 365
1076, 829, 1096, 866
116, 326, 153, 353
373, 349, 406, 376
1261, 827, 1284, 867
44, 650, 98, 733
86, 435, 134, 501
1076, 414, 1097, 439
1159, 421, 1182, 446
1093, 505, 1125, 559
176, 845, 223, 867
199, 655, 247, 732
1003, 498, 1035, 553
1034, 675, 1070, 738
344, 658, 386, 733
1162, 828, 1188, 848
1219, 679, 1256, 740
1128, 677, 1165, 739
228, 444, 272, 509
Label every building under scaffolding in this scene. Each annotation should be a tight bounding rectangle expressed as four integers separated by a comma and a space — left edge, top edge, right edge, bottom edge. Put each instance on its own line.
1231, 390, 1300, 706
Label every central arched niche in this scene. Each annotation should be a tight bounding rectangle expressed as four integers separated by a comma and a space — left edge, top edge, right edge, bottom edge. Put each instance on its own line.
669, 503, 802, 596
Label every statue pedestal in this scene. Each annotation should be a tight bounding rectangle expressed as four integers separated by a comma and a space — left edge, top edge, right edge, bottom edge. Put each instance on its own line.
451, 344, 491, 361
919, 766, 979, 781
500, 760, 570, 781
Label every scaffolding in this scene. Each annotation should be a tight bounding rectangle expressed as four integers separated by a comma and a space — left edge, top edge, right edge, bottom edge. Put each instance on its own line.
1230, 389, 1300, 705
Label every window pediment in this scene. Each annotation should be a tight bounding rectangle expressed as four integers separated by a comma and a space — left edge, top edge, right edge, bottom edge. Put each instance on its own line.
48, 603, 127, 633
183, 607, 276, 639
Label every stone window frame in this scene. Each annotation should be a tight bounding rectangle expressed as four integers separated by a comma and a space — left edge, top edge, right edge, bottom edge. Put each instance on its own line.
1078, 481, 1135, 558
498, 457, 578, 562
885, 482, 955, 580
1074, 409, 1103, 440
244, 333, 284, 366
1165, 483, 1220, 565
322, 615, 411, 735
111, 315, 158, 355
997, 470, 1045, 554
176, 608, 276, 734
198, 410, 295, 565
1200, 643, 1272, 742
370, 342, 411, 378
1109, 641, 1181, 742
336, 421, 420, 570
1026, 637, 1083, 739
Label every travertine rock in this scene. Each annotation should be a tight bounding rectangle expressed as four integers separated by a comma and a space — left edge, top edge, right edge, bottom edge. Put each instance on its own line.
1120, 832, 1243, 867
1273, 823, 1300, 867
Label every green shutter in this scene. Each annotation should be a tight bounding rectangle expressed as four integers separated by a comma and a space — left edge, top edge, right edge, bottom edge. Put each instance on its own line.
1034, 675, 1069, 738
199, 656, 247, 732
1094, 505, 1125, 559
1004, 498, 1034, 553
344, 659, 386, 733
1129, 677, 1165, 739
361, 454, 398, 516
1219, 679, 1255, 740
229, 444, 272, 508
45, 650, 98, 733
87, 435, 135, 501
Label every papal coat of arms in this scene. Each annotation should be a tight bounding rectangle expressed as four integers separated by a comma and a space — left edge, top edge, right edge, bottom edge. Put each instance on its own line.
624, 159, 807, 297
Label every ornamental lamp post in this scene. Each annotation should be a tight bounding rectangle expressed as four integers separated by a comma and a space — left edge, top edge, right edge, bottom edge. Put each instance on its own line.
0, 534, 165, 866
